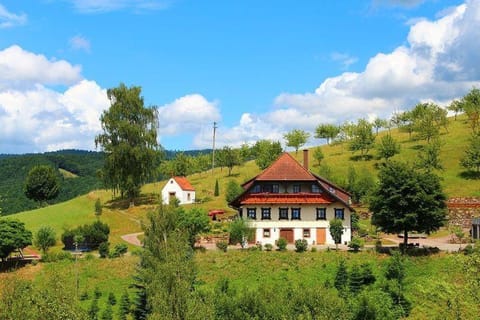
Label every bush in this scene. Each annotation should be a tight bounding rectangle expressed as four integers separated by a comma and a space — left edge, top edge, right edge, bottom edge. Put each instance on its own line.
98, 242, 109, 258
61, 221, 110, 250
295, 239, 308, 252
216, 241, 228, 252
264, 243, 273, 251
277, 237, 288, 251
311, 246, 317, 252
348, 237, 364, 252
110, 243, 128, 258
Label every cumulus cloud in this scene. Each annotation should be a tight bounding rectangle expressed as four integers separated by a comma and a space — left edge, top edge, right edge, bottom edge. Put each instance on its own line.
0, 45, 82, 90
273, 1, 480, 133
0, 4, 26, 28
158, 93, 221, 136
69, 0, 170, 13
0, 46, 109, 154
69, 35, 91, 53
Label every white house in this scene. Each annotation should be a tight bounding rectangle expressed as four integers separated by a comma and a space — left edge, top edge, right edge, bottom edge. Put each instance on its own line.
229, 150, 353, 246
161, 176, 196, 205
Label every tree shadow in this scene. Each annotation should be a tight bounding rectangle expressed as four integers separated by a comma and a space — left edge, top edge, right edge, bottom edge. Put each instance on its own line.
349, 154, 374, 161
410, 144, 424, 150
105, 193, 159, 209
458, 171, 480, 180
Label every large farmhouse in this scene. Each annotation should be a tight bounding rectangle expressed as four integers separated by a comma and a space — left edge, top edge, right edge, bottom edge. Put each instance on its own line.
229, 150, 353, 246
161, 176, 196, 205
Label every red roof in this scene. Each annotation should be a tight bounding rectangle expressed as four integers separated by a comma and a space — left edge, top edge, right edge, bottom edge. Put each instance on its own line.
239, 193, 334, 205
254, 153, 316, 181
173, 176, 195, 191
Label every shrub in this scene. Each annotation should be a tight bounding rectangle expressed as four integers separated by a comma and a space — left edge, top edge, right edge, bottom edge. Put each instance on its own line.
98, 242, 109, 258
94, 287, 102, 299
277, 237, 288, 251
348, 237, 364, 252
216, 241, 228, 252
61, 221, 110, 250
110, 243, 128, 258
108, 292, 117, 306
264, 243, 273, 251
311, 246, 317, 253
295, 239, 308, 252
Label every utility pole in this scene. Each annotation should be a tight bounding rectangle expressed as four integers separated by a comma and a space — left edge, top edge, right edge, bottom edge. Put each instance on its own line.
212, 122, 217, 173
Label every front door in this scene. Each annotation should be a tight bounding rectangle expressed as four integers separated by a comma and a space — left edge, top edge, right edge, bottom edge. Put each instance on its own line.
280, 229, 294, 243
316, 228, 326, 244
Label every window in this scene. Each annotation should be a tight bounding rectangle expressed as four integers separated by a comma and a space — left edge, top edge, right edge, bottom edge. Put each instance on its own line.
263, 229, 271, 238
279, 208, 289, 220
247, 208, 257, 219
262, 184, 272, 193
312, 184, 321, 193
251, 185, 261, 193
291, 208, 301, 220
303, 229, 310, 238
316, 208, 326, 220
261, 208, 271, 220
335, 208, 345, 220
293, 185, 301, 193
272, 184, 280, 193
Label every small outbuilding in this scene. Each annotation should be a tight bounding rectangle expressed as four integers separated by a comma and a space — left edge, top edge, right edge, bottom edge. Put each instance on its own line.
161, 176, 196, 205
472, 217, 480, 240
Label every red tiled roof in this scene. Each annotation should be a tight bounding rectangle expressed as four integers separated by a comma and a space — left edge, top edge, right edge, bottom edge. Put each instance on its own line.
239, 193, 334, 205
255, 153, 316, 181
173, 176, 195, 191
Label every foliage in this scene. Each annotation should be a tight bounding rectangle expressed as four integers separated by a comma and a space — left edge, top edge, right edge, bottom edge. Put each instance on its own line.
349, 119, 376, 159
277, 237, 288, 251
95, 83, 161, 201
461, 87, 480, 133
410, 102, 447, 142
349, 264, 364, 293
264, 243, 273, 251
329, 218, 344, 249
376, 134, 400, 161
294, 239, 308, 252
313, 146, 325, 166
252, 139, 283, 170
217, 146, 242, 176
334, 259, 348, 292
461, 132, 480, 173
315, 123, 340, 144
415, 139, 443, 172
177, 207, 210, 248
345, 166, 376, 204
99, 242, 110, 258
110, 243, 128, 257
216, 240, 228, 252
214, 179, 219, 197
101, 304, 113, 320
385, 251, 406, 283
61, 220, 110, 250
0, 219, 32, 261
88, 297, 100, 320
118, 292, 131, 320
373, 117, 388, 135
448, 99, 463, 120
348, 236, 364, 252
0, 150, 104, 215
225, 180, 244, 203
283, 129, 310, 154
24, 165, 60, 203
95, 198, 102, 218
369, 161, 447, 250
228, 217, 252, 249
34, 225, 56, 254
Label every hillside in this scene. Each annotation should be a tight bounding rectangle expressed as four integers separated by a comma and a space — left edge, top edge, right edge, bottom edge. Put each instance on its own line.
0, 150, 104, 215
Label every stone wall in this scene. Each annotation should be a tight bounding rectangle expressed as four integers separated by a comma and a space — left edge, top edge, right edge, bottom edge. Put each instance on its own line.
447, 197, 480, 228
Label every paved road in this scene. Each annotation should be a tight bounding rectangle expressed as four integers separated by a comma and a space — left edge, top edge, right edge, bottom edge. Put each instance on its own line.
121, 232, 143, 247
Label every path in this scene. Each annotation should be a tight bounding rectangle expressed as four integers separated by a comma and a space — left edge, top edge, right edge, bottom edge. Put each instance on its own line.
382, 234, 463, 252
121, 232, 144, 247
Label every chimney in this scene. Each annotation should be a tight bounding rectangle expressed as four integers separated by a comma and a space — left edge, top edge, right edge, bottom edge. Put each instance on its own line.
303, 149, 309, 171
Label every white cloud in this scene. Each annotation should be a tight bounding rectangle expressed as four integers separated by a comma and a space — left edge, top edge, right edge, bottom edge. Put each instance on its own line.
331, 52, 359, 70
158, 93, 221, 136
69, 0, 170, 13
0, 46, 109, 153
273, 1, 480, 134
0, 4, 26, 28
69, 35, 91, 53
0, 45, 82, 90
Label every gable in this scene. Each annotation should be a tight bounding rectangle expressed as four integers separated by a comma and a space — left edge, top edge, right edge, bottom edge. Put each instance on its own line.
173, 176, 195, 191
254, 153, 316, 181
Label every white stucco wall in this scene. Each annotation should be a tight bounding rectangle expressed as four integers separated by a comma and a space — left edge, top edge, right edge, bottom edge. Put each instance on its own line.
161, 178, 195, 205
245, 204, 352, 246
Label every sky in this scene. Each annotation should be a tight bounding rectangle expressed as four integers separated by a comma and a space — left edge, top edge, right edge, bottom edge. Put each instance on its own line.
0, 0, 479, 154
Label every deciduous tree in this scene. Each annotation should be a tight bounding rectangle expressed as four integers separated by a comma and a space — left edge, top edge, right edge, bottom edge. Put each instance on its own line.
349, 119, 376, 159
377, 134, 400, 161
329, 218, 344, 250
252, 140, 283, 170
461, 132, 480, 173
283, 129, 310, 154
462, 87, 480, 133
369, 161, 447, 251
315, 124, 340, 145
313, 146, 324, 166
0, 219, 32, 261
95, 83, 160, 203
34, 226, 56, 254
24, 165, 60, 204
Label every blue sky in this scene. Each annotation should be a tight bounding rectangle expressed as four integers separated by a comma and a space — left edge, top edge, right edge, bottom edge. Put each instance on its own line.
0, 0, 478, 154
